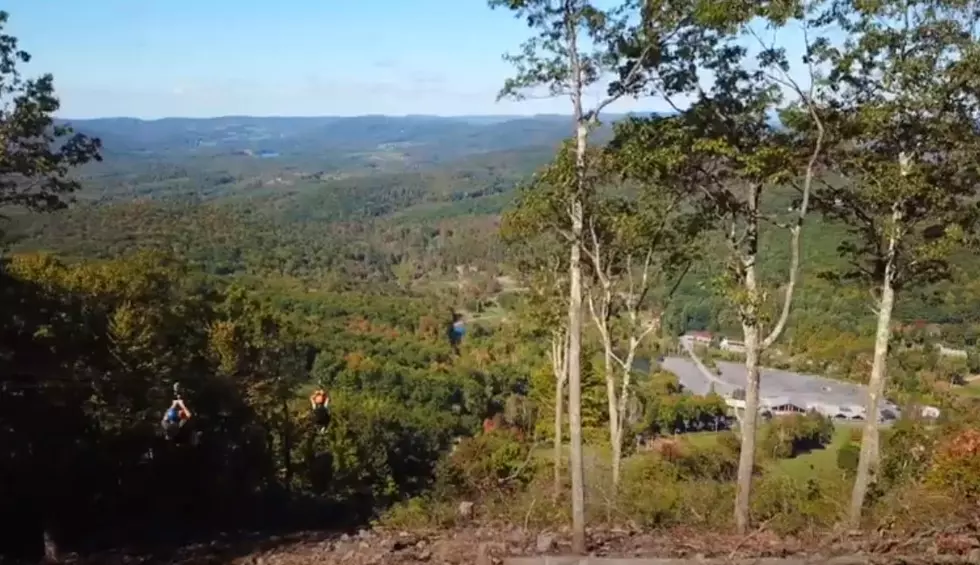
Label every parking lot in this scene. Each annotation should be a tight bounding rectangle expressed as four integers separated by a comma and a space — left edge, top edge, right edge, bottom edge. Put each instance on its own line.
660, 356, 901, 420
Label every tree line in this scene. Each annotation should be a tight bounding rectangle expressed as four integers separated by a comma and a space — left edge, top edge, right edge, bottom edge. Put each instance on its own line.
3, 2, 980, 560
490, 0, 980, 549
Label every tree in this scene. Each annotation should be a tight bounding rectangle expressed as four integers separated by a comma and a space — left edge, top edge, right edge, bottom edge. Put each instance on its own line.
210, 285, 313, 492
489, 0, 650, 550
609, 3, 829, 532
0, 11, 101, 218
490, 0, 746, 545
0, 13, 101, 560
501, 202, 569, 500
583, 147, 701, 490
808, 0, 980, 527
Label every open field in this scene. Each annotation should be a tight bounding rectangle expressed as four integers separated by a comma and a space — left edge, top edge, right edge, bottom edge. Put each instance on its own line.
681, 424, 854, 480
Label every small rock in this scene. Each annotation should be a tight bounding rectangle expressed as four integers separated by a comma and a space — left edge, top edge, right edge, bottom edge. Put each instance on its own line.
341, 550, 355, 562
391, 538, 412, 552
358, 541, 370, 550
968, 548, 980, 565
341, 534, 350, 542
357, 528, 371, 539
418, 549, 432, 561
458, 500, 475, 518
416, 540, 428, 549
536, 533, 556, 553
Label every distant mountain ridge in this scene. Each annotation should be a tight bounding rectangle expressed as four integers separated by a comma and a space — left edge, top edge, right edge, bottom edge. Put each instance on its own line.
56, 114, 635, 160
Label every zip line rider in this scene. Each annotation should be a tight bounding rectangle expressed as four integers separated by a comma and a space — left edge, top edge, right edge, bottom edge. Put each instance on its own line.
162, 396, 192, 439
310, 388, 330, 428
448, 311, 465, 356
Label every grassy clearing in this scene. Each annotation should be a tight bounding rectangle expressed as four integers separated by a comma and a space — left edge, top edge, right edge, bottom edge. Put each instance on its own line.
958, 381, 980, 398
677, 423, 855, 479
775, 425, 852, 479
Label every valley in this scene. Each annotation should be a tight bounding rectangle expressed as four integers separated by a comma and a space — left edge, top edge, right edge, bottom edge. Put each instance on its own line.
4, 1, 980, 564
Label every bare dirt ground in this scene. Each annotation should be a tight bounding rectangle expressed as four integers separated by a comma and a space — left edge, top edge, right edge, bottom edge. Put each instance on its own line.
69, 520, 980, 565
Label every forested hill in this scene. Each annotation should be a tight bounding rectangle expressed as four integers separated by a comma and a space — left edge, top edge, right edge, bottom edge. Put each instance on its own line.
55, 114, 624, 202
10, 112, 980, 344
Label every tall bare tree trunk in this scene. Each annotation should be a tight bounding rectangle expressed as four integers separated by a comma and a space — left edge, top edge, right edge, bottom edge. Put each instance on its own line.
602, 343, 619, 487
42, 525, 61, 564
848, 205, 900, 528
551, 331, 568, 500
610, 409, 623, 489
554, 375, 565, 498
567, 121, 588, 554
734, 188, 762, 535
735, 314, 761, 533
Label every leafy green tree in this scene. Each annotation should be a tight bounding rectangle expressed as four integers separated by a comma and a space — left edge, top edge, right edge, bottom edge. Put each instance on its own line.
489, 0, 648, 548
502, 202, 569, 499
582, 148, 703, 490
0, 11, 100, 218
806, 0, 980, 527
610, 1, 830, 532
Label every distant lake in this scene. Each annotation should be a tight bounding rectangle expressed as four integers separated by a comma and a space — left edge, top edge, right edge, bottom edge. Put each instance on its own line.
257, 150, 280, 158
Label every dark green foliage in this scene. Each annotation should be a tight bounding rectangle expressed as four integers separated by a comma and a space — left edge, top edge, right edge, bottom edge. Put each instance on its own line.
761, 412, 834, 459
435, 429, 537, 498
671, 443, 740, 482
0, 250, 507, 557
0, 11, 101, 213
877, 418, 939, 489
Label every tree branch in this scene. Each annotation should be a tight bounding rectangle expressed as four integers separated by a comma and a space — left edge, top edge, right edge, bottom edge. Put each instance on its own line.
759, 16, 826, 351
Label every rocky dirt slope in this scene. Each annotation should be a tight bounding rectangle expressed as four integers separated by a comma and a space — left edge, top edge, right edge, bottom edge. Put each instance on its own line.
64, 520, 980, 565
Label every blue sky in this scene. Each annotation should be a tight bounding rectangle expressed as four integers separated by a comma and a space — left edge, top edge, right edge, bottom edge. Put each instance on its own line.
6, 0, 812, 119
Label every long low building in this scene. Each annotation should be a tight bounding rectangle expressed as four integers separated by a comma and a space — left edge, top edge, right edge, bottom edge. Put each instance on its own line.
660, 357, 909, 422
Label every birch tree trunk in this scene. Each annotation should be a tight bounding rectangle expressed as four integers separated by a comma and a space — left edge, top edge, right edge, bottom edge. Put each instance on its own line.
734, 281, 761, 534
847, 205, 901, 528
602, 334, 619, 487
567, 121, 588, 553
734, 187, 762, 535
551, 330, 568, 500
612, 337, 641, 488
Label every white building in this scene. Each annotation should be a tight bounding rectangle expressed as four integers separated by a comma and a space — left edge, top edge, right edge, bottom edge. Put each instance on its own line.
937, 344, 968, 358
683, 331, 713, 346
720, 337, 746, 353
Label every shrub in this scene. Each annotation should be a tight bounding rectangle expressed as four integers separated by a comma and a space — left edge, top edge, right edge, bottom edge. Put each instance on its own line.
434, 429, 536, 498
616, 455, 685, 527
670, 444, 739, 481
877, 418, 938, 489
751, 473, 846, 534
717, 430, 742, 455
925, 428, 980, 502
762, 412, 834, 459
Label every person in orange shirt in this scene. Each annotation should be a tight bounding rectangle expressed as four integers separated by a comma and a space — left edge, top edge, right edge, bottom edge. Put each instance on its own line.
310, 388, 329, 409
310, 388, 330, 428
